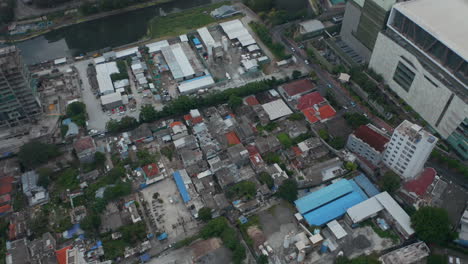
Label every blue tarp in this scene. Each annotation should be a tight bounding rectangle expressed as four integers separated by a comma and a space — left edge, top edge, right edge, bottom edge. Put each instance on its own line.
192, 38, 201, 45
173, 171, 191, 203
157, 233, 168, 240
239, 216, 248, 224
63, 224, 84, 239
354, 174, 380, 197
140, 253, 150, 262
295, 179, 354, 214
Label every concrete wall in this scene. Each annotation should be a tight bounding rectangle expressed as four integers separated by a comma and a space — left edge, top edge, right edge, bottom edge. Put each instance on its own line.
369, 32, 467, 139
346, 134, 383, 165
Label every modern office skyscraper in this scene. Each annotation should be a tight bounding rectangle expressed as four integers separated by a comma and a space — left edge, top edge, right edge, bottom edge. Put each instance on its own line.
369, 0, 467, 159
0, 46, 41, 129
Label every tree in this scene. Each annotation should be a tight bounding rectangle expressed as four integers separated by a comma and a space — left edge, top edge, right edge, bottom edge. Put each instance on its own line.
288, 112, 304, 121
80, 213, 101, 233
106, 119, 120, 133
380, 171, 401, 193
160, 146, 174, 161
18, 141, 60, 169
198, 207, 212, 222
292, 70, 302, 79
277, 179, 298, 203
411, 206, 456, 244
345, 162, 358, 171
310, 70, 318, 81
344, 113, 370, 129
37, 168, 53, 188
258, 172, 274, 189
140, 105, 158, 123
277, 133, 293, 148
318, 129, 329, 141
427, 254, 448, 264
228, 95, 243, 109
258, 255, 269, 264
119, 116, 138, 131
66, 102, 87, 127
335, 255, 380, 264
329, 136, 345, 149
94, 152, 106, 169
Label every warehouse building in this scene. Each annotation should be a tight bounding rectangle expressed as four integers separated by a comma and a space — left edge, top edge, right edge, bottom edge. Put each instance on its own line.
96, 62, 119, 95
345, 191, 415, 238
261, 99, 293, 120
100, 92, 122, 111
178, 75, 215, 94
161, 43, 205, 82
294, 179, 368, 226
219, 19, 256, 47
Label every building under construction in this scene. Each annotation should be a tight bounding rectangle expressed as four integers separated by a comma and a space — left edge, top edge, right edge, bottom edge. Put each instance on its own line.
0, 46, 41, 129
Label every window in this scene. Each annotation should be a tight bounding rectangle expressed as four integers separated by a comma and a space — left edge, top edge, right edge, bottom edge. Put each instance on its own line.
393, 61, 415, 92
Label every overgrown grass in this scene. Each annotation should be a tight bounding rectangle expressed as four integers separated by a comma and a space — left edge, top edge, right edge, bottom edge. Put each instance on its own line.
249, 21, 289, 60
147, 2, 225, 38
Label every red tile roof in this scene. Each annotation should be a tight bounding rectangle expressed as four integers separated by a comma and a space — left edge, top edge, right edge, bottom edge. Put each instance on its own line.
250, 153, 264, 166
73, 136, 95, 153
0, 204, 11, 214
192, 116, 204, 124
297, 92, 325, 110
354, 125, 389, 152
183, 114, 192, 121
0, 194, 11, 204
225, 131, 241, 145
282, 79, 315, 97
245, 145, 260, 156
404, 168, 436, 196
169, 121, 183, 128
142, 163, 159, 178
245, 95, 260, 106
0, 176, 14, 184
0, 184, 12, 196
56, 246, 72, 264
302, 104, 337, 124
292, 146, 303, 156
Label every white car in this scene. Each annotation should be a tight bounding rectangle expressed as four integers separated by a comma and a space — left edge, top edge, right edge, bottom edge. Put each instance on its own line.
304, 60, 309, 65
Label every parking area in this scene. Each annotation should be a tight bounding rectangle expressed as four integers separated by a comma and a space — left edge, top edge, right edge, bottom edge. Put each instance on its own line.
140, 178, 201, 244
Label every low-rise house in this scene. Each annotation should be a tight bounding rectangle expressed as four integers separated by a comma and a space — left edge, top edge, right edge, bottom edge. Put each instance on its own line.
142, 163, 164, 185
227, 144, 250, 167
70, 205, 87, 224
255, 135, 281, 154
126, 202, 141, 223
6, 238, 30, 264
298, 19, 325, 38
73, 136, 97, 164
280, 119, 309, 138
278, 79, 316, 101
235, 116, 256, 143
379, 242, 429, 264
130, 123, 154, 143
21, 171, 49, 206
180, 149, 203, 167
170, 121, 188, 140
346, 124, 389, 166
29, 232, 56, 264
215, 165, 238, 189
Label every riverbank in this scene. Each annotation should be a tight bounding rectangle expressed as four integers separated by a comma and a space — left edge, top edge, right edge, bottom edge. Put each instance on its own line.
2, 0, 174, 43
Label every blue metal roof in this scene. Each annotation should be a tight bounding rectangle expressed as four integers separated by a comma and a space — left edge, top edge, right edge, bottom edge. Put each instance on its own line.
192, 38, 201, 45
303, 191, 366, 226
140, 253, 150, 262
157, 232, 168, 240
349, 179, 368, 199
294, 179, 353, 214
354, 174, 380, 197
173, 171, 191, 203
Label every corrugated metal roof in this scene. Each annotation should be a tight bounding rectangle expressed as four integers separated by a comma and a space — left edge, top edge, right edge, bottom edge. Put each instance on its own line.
354, 173, 380, 197
346, 196, 384, 223
173, 171, 191, 203
178, 75, 214, 94
262, 99, 293, 120
295, 179, 353, 214
375, 192, 415, 236
161, 43, 195, 80
96, 62, 119, 94
327, 220, 347, 239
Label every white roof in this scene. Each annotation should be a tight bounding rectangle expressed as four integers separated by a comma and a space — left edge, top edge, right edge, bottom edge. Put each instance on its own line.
375, 192, 415, 236
197, 27, 221, 48
299, 19, 325, 33
190, 109, 201, 117
241, 59, 258, 70
327, 220, 347, 239
247, 44, 260, 52
115, 47, 138, 58
94, 57, 105, 64
96, 62, 119, 94
146, 40, 170, 53
309, 233, 323, 244
294, 212, 303, 221
393, 0, 468, 60
54, 57, 66, 65
131, 63, 142, 71
178, 75, 215, 94
100, 92, 122, 105
220, 19, 256, 47
161, 43, 195, 80
262, 99, 293, 120
338, 73, 351, 82
113, 79, 129, 89
346, 196, 384, 223
179, 34, 188, 42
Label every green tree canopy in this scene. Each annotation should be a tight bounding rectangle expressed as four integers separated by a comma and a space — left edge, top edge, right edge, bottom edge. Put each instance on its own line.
228, 95, 243, 109
198, 207, 212, 222
258, 172, 274, 189
380, 171, 401, 193
80, 213, 101, 233
37, 168, 53, 188
139, 105, 158, 123
66, 102, 87, 127
344, 113, 370, 129
411, 206, 456, 244
94, 152, 106, 169
18, 141, 60, 169
335, 255, 380, 264
292, 70, 302, 79
277, 179, 298, 203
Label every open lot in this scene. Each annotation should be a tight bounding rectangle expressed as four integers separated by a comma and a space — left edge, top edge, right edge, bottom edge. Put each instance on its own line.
431, 178, 468, 225
140, 178, 201, 245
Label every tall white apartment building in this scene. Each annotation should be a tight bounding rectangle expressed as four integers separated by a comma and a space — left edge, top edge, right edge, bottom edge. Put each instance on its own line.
369, 0, 467, 160
383, 120, 437, 179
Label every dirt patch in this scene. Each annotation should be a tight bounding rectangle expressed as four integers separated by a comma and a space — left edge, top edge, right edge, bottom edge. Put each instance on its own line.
191, 238, 222, 261
247, 226, 266, 248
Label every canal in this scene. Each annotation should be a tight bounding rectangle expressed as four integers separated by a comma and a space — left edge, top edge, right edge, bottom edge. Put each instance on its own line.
17, 0, 309, 65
